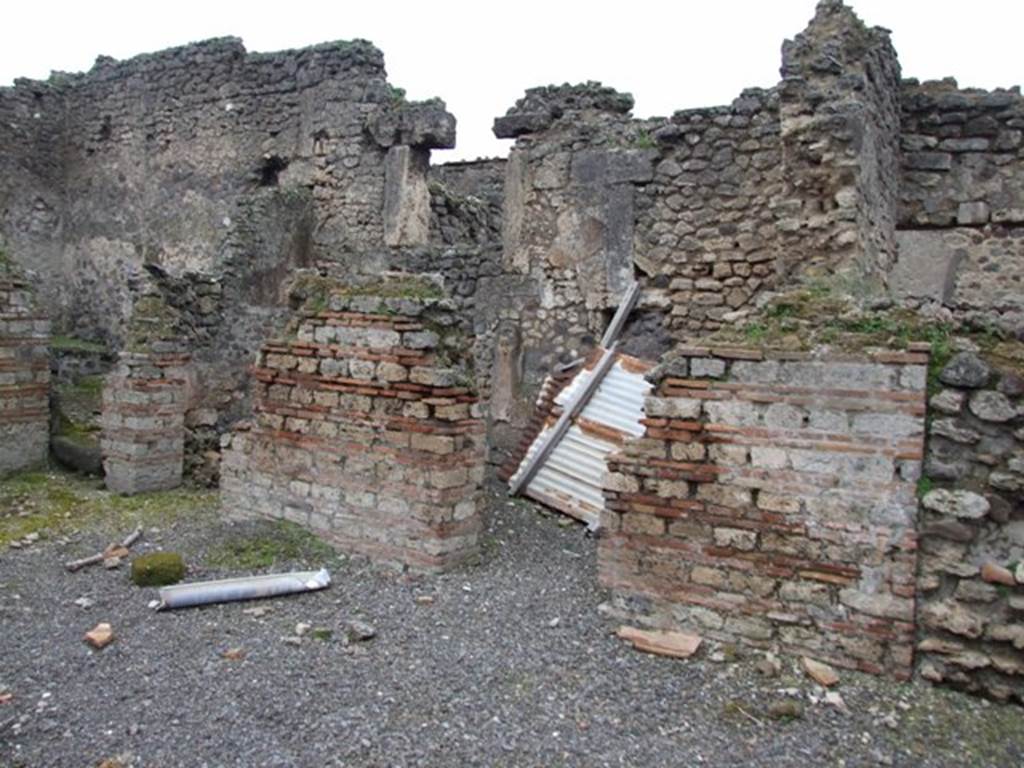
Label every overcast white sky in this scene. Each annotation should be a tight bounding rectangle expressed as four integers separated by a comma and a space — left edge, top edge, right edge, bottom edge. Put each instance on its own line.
3, 1, 1022, 161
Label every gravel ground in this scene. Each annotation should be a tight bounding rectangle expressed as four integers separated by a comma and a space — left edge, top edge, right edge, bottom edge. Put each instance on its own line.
1, 474, 1022, 768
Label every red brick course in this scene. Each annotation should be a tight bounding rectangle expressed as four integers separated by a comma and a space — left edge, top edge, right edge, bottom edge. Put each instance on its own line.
221, 294, 485, 571
598, 350, 928, 679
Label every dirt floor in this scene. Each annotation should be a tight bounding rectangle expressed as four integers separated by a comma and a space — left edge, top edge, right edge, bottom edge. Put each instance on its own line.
0, 468, 1022, 768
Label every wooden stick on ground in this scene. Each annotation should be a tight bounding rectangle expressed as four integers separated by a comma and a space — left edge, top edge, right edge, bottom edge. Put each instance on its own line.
64, 525, 143, 572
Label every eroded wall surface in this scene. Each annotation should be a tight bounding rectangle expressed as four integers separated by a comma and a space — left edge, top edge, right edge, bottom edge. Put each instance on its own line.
893, 80, 1024, 333
0, 262, 50, 473
918, 350, 1024, 702
0, 38, 464, 481
220, 288, 486, 571
599, 347, 928, 680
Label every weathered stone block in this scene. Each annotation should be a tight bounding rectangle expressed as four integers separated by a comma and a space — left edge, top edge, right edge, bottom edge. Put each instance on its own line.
645, 396, 701, 419
690, 357, 727, 379
712, 526, 757, 550
969, 390, 1017, 423
383, 146, 431, 247
923, 488, 993, 521
957, 201, 991, 225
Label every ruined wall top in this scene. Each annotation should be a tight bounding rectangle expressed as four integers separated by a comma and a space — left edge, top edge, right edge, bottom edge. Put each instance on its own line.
780, 0, 894, 82
493, 82, 634, 139
41, 36, 386, 90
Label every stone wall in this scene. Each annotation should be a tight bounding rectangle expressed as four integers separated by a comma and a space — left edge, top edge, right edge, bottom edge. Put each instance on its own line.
892, 80, 1024, 333
486, 3, 907, 452
632, 90, 782, 335
496, 83, 648, 362
3, 39, 454, 340
779, 0, 902, 286
101, 350, 189, 494
0, 260, 50, 473
0, 80, 66, 311
599, 346, 928, 679
917, 349, 1024, 703
220, 284, 486, 571
429, 161, 504, 249
0, 39, 461, 483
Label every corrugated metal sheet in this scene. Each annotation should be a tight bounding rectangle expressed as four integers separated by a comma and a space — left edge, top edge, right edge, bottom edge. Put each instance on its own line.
511, 352, 652, 529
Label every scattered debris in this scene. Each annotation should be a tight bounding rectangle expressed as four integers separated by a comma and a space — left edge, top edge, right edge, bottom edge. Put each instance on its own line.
722, 699, 765, 725
547, 617, 561, 628
72, 597, 95, 609
221, 647, 246, 661
878, 712, 900, 730
755, 653, 782, 677
0, 692, 12, 705
157, 568, 331, 610
311, 628, 333, 641
147, 600, 160, 610
9, 531, 41, 549
414, 595, 434, 605
242, 605, 273, 618
802, 656, 840, 687
347, 620, 377, 642
295, 622, 312, 637
617, 626, 702, 659
824, 691, 847, 711
105, 545, 130, 560
130, 551, 186, 587
103, 556, 123, 570
84, 622, 115, 650
767, 698, 805, 721
980, 561, 1016, 586
282, 636, 302, 647
65, 526, 143, 572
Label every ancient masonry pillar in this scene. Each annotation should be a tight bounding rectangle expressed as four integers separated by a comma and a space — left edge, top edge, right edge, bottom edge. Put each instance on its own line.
221, 280, 486, 571
101, 293, 190, 494
101, 349, 190, 494
0, 262, 51, 473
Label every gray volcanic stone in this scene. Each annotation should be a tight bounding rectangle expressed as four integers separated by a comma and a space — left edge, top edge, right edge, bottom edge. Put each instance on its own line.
370, 100, 457, 149
939, 353, 990, 388
999, 373, 1024, 398
929, 389, 965, 415
51, 435, 103, 475
957, 201, 991, 225
493, 82, 634, 139
921, 488, 990, 519
968, 390, 1017, 423
931, 418, 981, 444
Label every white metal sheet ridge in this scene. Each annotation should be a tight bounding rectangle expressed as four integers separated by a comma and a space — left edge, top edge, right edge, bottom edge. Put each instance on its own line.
515, 350, 654, 529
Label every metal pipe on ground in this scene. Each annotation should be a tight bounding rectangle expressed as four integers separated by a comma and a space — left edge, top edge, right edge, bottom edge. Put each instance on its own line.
157, 569, 331, 610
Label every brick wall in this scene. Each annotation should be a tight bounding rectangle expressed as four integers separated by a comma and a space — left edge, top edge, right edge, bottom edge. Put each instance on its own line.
0, 270, 50, 473
220, 289, 486, 571
598, 346, 928, 679
101, 350, 189, 494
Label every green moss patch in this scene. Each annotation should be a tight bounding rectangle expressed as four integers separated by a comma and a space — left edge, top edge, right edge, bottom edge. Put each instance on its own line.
707, 282, 1024, 394
50, 336, 109, 355
0, 469, 216, 547
288, 272, 446, 316
125, 294, 184, 353
54, 375, 104, 444
131, 551, 186, 586
204, 520, 335, 571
